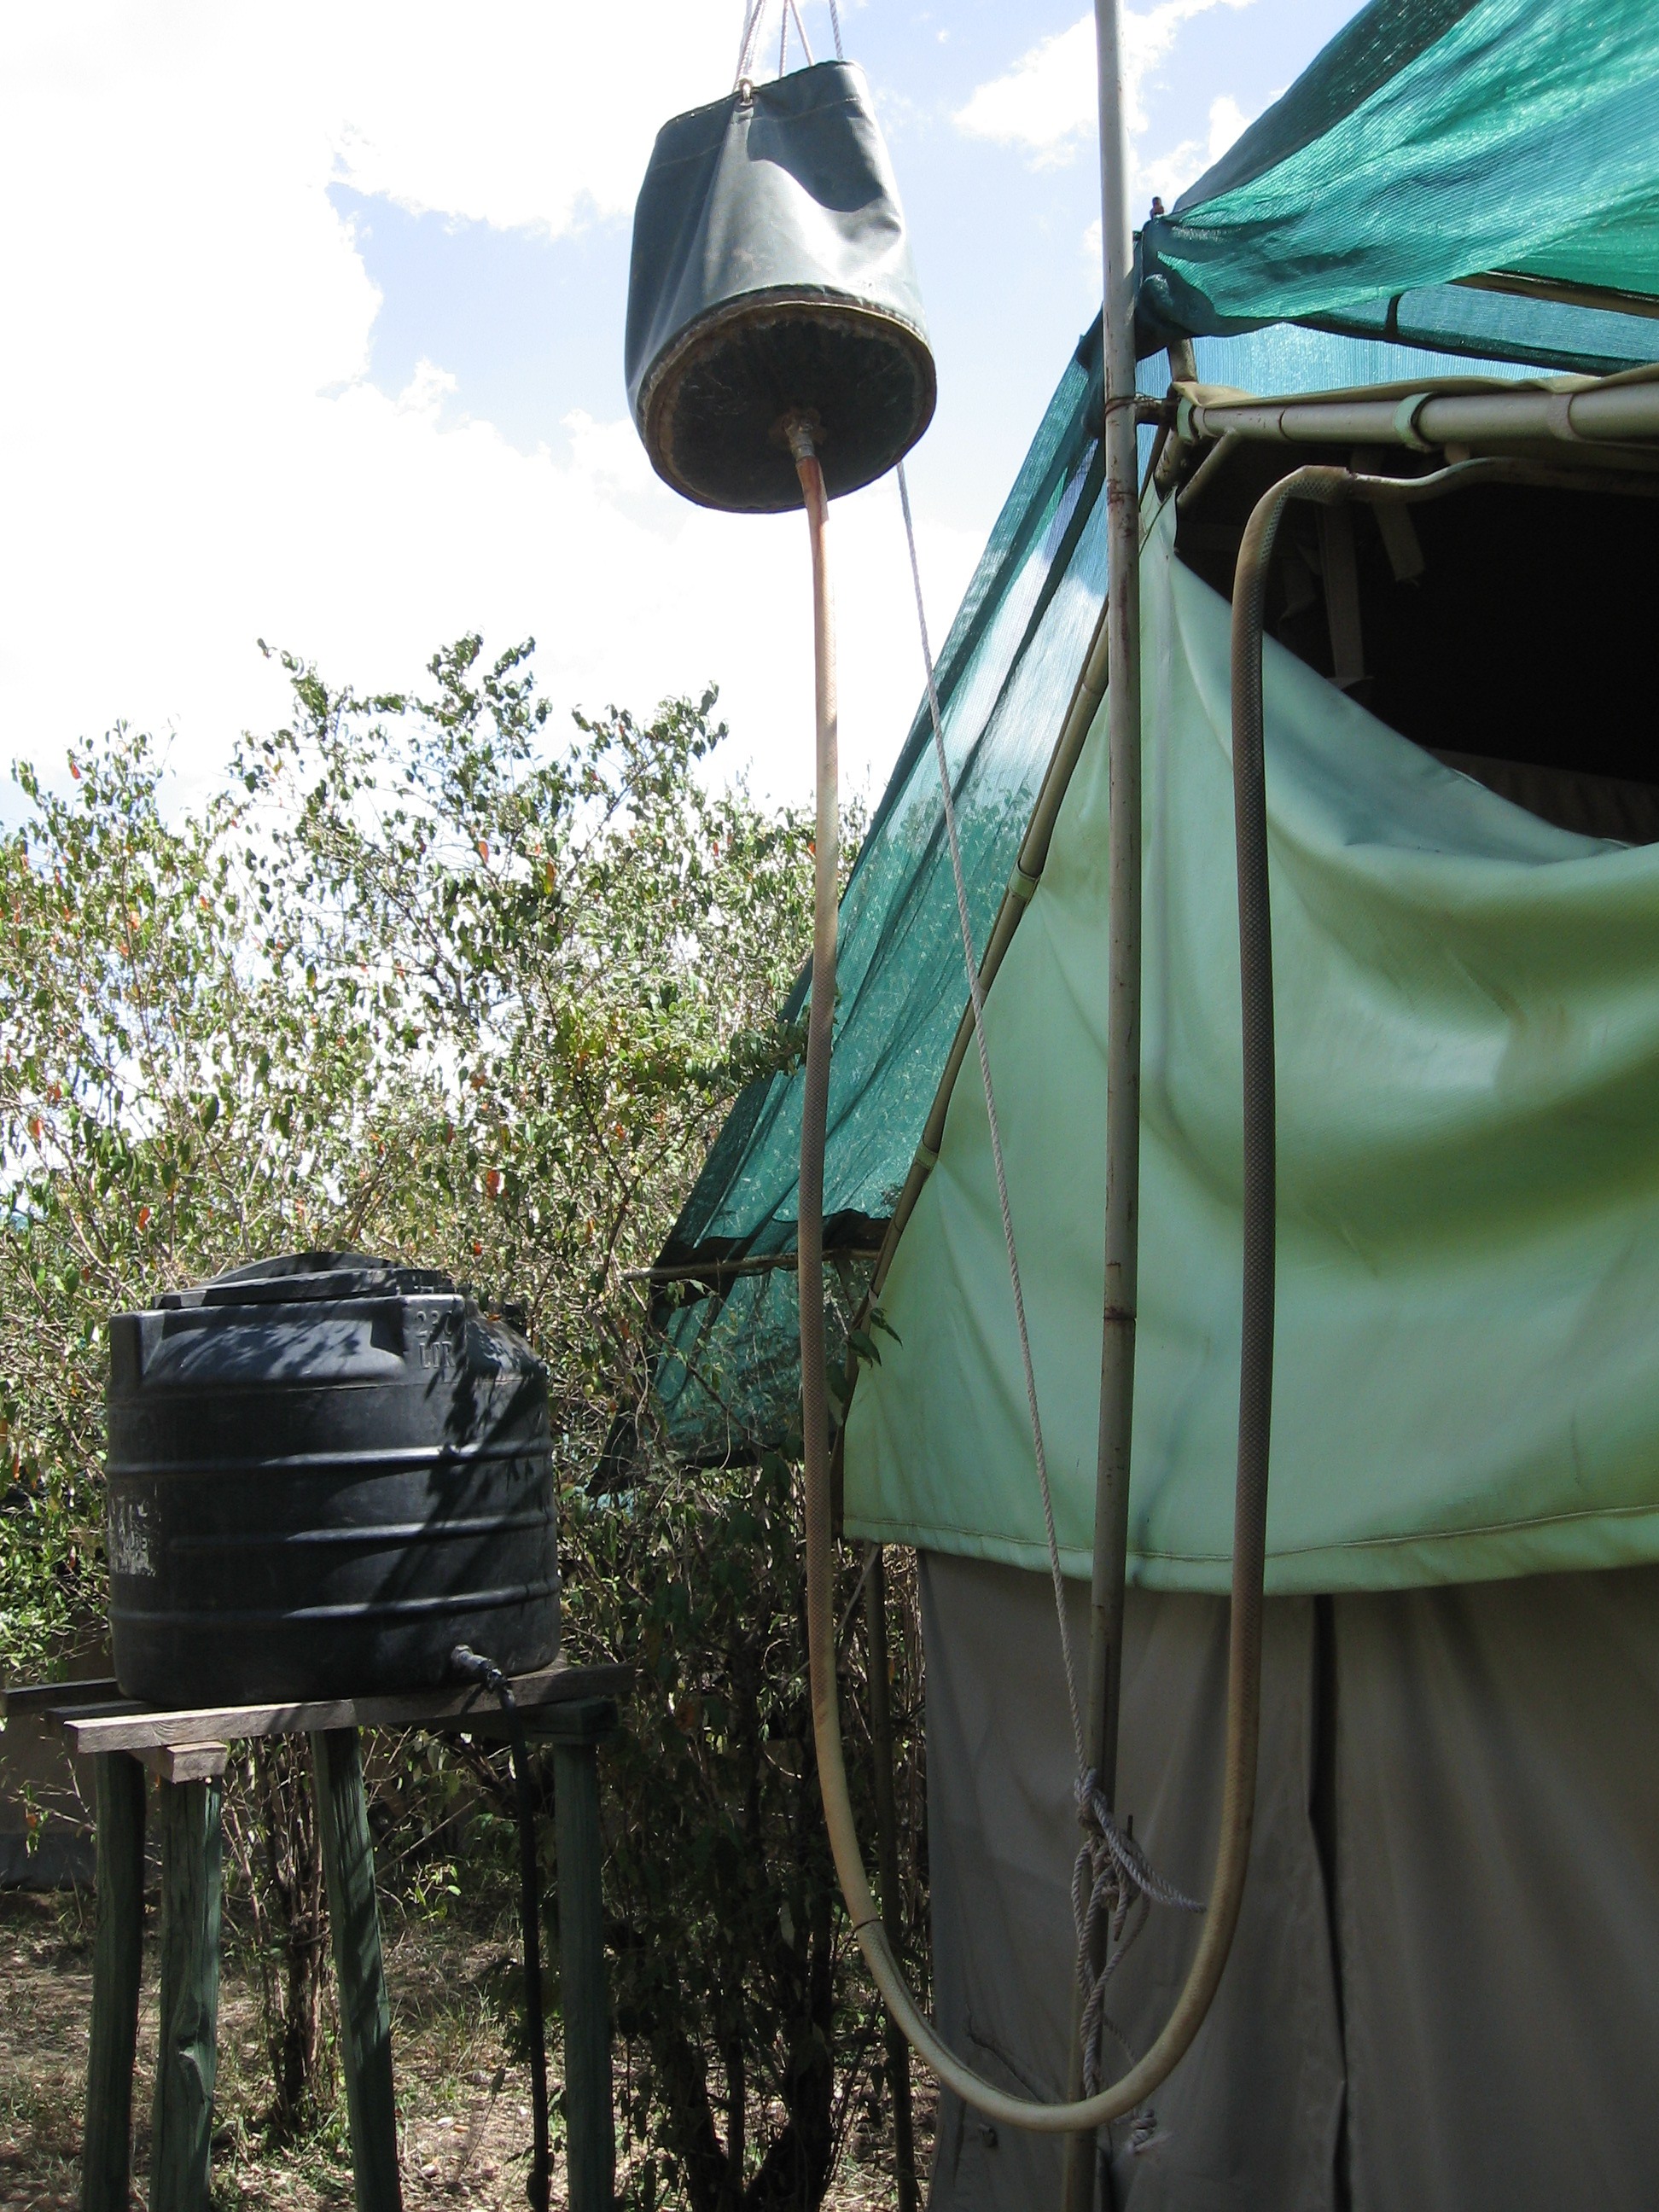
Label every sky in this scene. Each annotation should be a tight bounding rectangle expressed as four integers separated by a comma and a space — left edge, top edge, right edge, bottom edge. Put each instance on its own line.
0, 0, 1359, 818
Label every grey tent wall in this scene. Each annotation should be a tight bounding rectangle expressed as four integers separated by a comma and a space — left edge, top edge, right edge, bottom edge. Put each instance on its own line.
919, 1551, 1659, 2212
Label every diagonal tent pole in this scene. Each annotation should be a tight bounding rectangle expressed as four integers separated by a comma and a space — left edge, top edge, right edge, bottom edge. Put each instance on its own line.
1064, 0, 1144, 2203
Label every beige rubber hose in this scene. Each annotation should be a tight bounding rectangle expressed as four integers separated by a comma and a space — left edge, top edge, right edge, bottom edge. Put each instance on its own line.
786, 423, 1288, 2133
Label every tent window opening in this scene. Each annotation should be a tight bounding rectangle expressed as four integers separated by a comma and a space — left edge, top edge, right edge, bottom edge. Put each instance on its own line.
1174, 447, 1659, 843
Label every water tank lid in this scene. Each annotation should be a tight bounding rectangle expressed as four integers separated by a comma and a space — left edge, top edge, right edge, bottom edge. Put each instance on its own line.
155, 1251, 455, 1311
626, 59, 935, 513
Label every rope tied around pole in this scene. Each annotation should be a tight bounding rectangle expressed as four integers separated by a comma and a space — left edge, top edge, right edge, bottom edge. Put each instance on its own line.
1073, 1773, 1203, 2096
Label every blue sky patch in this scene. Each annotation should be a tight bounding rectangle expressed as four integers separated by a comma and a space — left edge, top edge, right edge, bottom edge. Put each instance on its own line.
330, 184, 632, 456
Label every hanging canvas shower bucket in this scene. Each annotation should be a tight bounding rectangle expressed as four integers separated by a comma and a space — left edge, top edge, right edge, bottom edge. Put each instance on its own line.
626, 60, 935, 513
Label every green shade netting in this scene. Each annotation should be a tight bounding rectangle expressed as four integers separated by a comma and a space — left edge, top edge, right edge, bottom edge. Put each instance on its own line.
844, 498, 1659, 1595
652, 320, 1557, 1463
1138, 0, 1659, 346
651, 323, 1109, 1461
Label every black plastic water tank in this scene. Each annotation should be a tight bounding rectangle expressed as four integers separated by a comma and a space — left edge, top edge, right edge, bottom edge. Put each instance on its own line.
106, 1253, 558, 1707
626, 60, 934, 512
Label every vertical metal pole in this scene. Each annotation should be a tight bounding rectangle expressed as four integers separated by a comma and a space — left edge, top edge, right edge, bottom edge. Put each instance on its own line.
149, 1774, 224, 2212
311, 1728, 403, 2212
83, 1751, 148, 2212
1089, 0, 1145, 1837
545, 1699, 619, 2212
1063, 2, 1143, 2205
864, 1548, 919, 2212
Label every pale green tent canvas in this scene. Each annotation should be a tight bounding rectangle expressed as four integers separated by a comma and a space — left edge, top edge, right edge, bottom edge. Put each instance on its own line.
844, 496, 1659, 1594
827, 386, 1659, 2202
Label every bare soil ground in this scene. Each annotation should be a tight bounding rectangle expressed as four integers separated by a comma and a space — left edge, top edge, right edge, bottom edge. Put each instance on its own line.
0, 1892, 932, 2209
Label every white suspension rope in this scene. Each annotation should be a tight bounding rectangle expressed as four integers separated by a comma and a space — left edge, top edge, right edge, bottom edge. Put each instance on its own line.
734, 0, 766, 85
897, 460, 1204, 2111
896, 460, 1085, 1772
808, 0, 1185, 2096
736, 0, 814, 87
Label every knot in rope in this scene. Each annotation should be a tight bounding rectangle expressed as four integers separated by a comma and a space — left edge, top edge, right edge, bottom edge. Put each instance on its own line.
1071, 1770, 1204, 2097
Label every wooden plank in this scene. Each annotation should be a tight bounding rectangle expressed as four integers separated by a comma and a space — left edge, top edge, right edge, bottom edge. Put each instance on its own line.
61, 1661, 633, 1757
0, 1674, 121, 1718
46, 1698, 147, 1735
311, 1728, 403, 2212
143, 1743, 230, 1784
82, 1752, 148, 2212
150, 1775, 223, 2212
529, 1700, 619, 1743
552, 1707, 616, 2212
478, 1696, 620, 1743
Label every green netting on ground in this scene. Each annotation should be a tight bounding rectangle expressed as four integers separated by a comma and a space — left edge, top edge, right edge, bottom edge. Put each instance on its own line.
1138, 0, 1659, 345
651, 315, 1556, 1464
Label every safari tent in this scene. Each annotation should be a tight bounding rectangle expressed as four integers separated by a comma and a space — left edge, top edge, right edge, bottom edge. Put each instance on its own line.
649, 3, 1659, 2204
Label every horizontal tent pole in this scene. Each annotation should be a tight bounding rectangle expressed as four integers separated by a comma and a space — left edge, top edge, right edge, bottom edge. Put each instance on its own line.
628, 1243, 883, 1286
1458, 271, 1659, 326
1173, 370, 1659, 455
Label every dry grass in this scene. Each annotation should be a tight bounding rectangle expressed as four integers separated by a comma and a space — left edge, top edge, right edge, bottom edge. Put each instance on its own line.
0, 1891, 931, 2209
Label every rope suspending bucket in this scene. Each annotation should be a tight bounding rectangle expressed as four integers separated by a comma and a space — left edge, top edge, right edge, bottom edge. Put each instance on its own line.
626, 60, 934, 512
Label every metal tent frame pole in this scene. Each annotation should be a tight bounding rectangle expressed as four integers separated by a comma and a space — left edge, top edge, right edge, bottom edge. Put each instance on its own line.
1169, 368, 1659, 453
1063, 3, 1144, 2203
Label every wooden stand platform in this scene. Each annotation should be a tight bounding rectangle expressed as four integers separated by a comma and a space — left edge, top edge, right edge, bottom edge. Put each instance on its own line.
2, 1661, 631, 2212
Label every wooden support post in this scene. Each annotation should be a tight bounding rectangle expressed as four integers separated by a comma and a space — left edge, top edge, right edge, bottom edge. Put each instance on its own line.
538, 1699, 617, 2212
83, 1751, 148, 2212
143, 1744, 228, 1787
149, 1774, 223, 2212
311, 1726, 403, 2212
863, 1549, 919, 2212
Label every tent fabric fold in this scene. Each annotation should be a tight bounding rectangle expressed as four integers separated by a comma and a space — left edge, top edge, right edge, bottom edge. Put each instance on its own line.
922, 1550, 1659, 2211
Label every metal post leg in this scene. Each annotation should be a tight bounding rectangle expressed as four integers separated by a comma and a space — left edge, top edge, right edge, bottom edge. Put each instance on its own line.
543, 1700, 617, 2212
149, 1775, 223, 2212
311, 1727, 402, 2212
864, 1550, 919, 2212
83, 1751, 148, 2212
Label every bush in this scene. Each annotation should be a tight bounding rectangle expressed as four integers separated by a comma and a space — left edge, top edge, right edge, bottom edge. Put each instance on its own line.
0, 641, 922, 2205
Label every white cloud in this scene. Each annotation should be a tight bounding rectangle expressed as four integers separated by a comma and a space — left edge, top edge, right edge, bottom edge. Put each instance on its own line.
954, 16, 1096, 169
0, 3, 975, 816
1206, 92, 1249, 159
1136, 91, 1257, 207
954, 1, 1254, 171
321, 6, 721, 235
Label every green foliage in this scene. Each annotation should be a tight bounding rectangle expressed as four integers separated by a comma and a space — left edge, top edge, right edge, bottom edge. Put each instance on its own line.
583, 1451, 891, 2211
0, 640, 920, 2207
0, 640, 813, 1662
